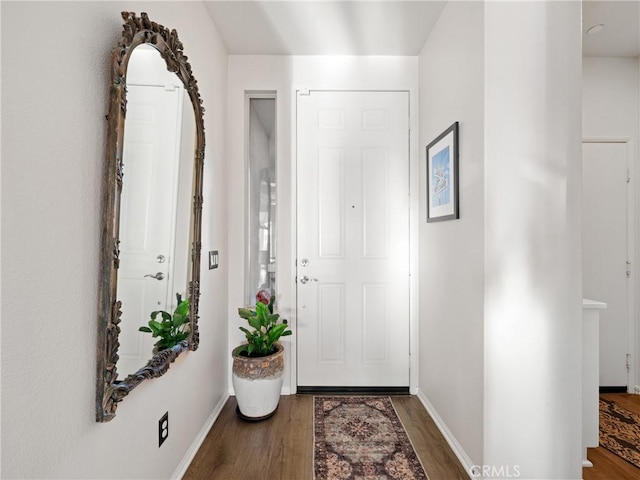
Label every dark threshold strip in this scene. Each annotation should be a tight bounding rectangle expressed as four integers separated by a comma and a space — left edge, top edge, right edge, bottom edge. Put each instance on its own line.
599, 386, 628, 393
297, 386, 410, 395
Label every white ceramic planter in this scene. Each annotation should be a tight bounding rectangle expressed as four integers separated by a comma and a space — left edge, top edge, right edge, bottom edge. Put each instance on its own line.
232, 343, 284, 420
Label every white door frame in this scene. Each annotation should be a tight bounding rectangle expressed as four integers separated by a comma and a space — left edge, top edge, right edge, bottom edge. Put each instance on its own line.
290, 89, 418, 394
582, 137, 636, 392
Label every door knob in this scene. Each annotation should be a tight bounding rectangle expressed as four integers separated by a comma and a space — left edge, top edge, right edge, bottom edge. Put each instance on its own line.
299, 275, 318, 284
144, 272, 165, 281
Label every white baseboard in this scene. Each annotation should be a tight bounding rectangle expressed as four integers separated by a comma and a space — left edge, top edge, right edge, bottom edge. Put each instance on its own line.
172, 393, 230, 480
416, 389, 474, 478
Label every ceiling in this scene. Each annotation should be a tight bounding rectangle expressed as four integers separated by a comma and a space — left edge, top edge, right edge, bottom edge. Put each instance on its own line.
204, 1, 446, 55
583, 0, 640, 57
204, 1, 639, 58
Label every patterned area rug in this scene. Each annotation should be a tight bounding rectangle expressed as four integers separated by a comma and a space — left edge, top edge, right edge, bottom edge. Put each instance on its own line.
599, 398, 640, 469
314, 396, 428, 480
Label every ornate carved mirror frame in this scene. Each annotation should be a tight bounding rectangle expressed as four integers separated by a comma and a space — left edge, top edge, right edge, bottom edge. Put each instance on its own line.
96, 12, 205, 422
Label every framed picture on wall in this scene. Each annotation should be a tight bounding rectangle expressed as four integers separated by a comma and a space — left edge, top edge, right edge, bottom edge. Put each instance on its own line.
426, 122, 459, 222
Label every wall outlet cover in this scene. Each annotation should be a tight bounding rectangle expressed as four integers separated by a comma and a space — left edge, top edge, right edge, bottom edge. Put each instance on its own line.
159, 412, 169, 447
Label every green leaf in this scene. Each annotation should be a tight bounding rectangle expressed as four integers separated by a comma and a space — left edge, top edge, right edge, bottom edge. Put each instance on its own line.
174, 299, 189, 318
268, 323, 287, 342
175, 332, 189, 342
157, 339, 174, 349
248, 316, 262, 331
148, 320, 162, 335
238, 308, 255, 320
173, 314, 189, 328
255, 302, 269, 318
140, 293, 191, 351
268, 295, 275, 313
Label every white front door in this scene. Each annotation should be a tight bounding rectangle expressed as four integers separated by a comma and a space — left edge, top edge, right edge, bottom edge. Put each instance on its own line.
582, 141, 632, 388
296, 91, 410, 387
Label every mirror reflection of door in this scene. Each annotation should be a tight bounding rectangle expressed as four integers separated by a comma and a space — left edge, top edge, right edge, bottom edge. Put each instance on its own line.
246, 96, 277, 305
117, 45, 195, 377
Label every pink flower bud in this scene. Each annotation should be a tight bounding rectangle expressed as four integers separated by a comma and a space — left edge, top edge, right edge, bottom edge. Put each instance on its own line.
256, 289, 271, 305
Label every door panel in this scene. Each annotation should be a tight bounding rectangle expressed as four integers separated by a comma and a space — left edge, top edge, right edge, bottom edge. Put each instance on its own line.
363, 148, 389, 258
297, 91, 410, 387
318, 284, 345, 362
318, 148, 345, 258
582, 142, 630, 387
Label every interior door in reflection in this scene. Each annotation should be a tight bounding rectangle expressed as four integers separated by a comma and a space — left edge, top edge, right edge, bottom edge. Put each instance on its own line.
118, 84, 182, 375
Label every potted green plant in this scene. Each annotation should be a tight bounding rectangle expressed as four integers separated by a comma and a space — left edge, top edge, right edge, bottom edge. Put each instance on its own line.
139, 293, 190, 352
232, 288, 292, 420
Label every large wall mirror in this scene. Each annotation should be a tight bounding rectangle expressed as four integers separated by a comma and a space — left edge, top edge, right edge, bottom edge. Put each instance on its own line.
96, 12, 205, 422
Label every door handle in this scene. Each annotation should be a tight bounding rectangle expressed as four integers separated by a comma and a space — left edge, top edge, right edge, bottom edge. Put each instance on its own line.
299, 275, 318, 284
144, 272, 165, 281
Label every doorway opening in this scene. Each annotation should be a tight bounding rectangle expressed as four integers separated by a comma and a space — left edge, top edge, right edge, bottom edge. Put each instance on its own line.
582, 139, 636, 393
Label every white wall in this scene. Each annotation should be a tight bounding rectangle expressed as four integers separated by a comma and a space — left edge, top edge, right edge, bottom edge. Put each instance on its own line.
417, 0, 485, 467
583, 57, 639, 139
582, 56, 639, 389
1, 2, 228, 478
419, 2, 583, 477
484, 2, 583, 478
226, 55, 419, 394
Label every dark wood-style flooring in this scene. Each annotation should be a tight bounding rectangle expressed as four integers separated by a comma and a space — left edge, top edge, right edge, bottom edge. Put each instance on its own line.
582, 393, 640, 480
184, 395, 468, 480
185, 393, 640, 480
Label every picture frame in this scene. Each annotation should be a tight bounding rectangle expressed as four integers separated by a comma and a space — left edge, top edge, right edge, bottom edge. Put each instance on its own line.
426, 122, 459, 222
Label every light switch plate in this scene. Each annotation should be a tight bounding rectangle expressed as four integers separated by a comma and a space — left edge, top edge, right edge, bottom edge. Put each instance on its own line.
209, 250, 219, 270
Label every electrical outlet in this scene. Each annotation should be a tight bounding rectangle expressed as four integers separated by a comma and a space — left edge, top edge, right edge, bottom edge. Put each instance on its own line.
159, 412, 169, 447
